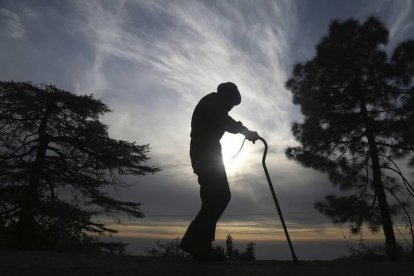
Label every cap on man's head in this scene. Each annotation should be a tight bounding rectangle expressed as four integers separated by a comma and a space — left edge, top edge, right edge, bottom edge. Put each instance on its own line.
217, 82, 241, 106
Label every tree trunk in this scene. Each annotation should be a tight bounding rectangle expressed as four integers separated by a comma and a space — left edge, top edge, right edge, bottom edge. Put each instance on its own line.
361, 96, 398, 260
17, 107, 52, 248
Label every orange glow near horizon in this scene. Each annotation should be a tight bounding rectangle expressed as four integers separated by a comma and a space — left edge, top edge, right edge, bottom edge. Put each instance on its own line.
102, 221, 402, 243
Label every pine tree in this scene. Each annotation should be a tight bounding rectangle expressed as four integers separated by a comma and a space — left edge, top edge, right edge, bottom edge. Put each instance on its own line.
0, 81, 159, 249
285, 17, 414, 260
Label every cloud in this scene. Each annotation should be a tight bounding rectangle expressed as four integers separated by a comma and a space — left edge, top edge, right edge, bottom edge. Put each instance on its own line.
0, 8, 25, 39
350, 0, 414, 52
74, 1, 297, 113
2, 0, 414, 259
70, 0, 301, 185
385, 0, 414, 46
363, 0, 413, 42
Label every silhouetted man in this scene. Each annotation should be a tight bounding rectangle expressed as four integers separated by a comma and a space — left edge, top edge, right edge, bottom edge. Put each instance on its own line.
179, 82, 259, 261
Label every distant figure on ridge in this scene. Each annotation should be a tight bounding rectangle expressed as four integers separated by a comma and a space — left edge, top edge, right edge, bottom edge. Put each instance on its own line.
179, 82, 259, 261
226, 234, 233, 258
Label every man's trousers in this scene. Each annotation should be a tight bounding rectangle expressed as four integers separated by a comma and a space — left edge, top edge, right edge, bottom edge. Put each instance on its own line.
180, 154, 231, 254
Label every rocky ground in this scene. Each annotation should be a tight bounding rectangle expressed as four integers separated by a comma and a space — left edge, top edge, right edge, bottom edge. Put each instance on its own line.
1, 250, 413, 276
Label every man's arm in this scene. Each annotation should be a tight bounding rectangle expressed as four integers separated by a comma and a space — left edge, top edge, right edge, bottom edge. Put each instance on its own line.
224, 115, 260, 142
203, 94, 260, 142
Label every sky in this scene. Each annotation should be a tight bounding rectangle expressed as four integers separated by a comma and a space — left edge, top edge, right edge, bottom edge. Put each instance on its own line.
1, 0, 414, 260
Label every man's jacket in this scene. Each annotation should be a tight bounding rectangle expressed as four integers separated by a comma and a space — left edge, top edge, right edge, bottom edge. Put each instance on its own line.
190, 92, 247, 175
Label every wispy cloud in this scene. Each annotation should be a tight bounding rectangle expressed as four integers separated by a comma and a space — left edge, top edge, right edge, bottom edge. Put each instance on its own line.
73, 0, 299, 183
358, 0, 414, 49
2, 0, 414, 259
385, 0, 414, 46
0, 8, 25, 39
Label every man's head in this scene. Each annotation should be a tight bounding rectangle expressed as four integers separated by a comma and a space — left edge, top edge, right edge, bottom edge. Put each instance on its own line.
217, 82, 241, 110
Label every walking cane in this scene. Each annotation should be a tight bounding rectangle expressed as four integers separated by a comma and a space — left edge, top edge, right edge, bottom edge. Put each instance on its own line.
258, 137, 299, 264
